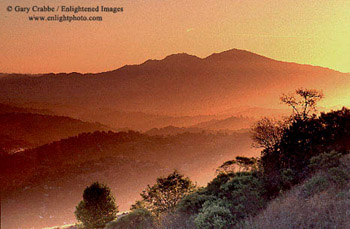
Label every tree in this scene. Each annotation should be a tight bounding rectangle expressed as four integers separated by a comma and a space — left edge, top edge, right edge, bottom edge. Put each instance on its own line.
137, 171, 196, 216
75, 182, 118, 228
250, 89, 325, 196
280, 88, 324, 120
216, 156, 259, 174
251, 117, 289, 150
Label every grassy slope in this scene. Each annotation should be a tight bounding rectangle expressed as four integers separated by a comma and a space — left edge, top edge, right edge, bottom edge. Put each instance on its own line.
245, 155, 350, 229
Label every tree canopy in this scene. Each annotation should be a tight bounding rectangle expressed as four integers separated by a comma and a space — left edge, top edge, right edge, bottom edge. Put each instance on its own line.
75, 182, 118, 228
135, 171, 196, 216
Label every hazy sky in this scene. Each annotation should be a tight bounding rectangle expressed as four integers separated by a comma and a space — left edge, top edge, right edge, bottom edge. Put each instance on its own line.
0, 0, 349, 74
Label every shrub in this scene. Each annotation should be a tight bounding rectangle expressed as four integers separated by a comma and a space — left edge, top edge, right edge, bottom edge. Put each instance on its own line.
177, 189, 216, 215
328, 167, 349, 187
75, 182, 118, 228
178, 171, 267, 227
206, 172, 235, 194
279, 168, 296, 190
301, 174, 330, 198
194, 199, 234, 229
219, 172, 266, 219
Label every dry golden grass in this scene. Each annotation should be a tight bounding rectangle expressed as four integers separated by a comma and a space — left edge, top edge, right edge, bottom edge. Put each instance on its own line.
244, 155, 350, 229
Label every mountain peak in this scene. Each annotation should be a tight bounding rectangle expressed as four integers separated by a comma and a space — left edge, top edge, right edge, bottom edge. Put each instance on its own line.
205, 49, 272, 62
162, 53, 202, 62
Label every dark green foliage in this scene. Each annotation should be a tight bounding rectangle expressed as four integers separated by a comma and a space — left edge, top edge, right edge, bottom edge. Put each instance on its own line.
75, 182, 118, 228
137, 171, 196, 215
106, 209, 155, 229
219, 172, 266, 220
194, 199, 234, 229
206, 172, 235, 194
177, 171, 267, 228
176, 188, 216, 215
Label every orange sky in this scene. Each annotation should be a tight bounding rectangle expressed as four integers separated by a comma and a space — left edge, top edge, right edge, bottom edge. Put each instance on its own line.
0, 0, 349, 74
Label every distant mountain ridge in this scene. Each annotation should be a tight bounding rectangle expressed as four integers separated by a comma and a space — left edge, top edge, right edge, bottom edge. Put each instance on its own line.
0, 49, 348, 123
192, 116, 255, 131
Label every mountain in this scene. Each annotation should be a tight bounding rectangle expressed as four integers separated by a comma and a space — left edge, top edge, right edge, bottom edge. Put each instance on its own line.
0, 49, 348, 129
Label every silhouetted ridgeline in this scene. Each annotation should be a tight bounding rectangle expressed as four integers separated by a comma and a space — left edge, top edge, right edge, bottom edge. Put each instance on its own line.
0, 111, 108, 152
0, 103, 53, 115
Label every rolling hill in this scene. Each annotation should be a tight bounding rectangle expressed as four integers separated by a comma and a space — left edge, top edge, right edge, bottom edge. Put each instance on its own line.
0, 103, 54, 115
0, 104, 109, 153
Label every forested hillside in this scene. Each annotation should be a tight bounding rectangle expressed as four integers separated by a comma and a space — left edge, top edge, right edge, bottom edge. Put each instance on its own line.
0, 105, 108, 153
1, 131, 254, 228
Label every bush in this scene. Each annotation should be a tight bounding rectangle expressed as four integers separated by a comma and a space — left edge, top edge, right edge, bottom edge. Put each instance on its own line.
194, 199, 234, 229
177, 189, 216, 215
309, 151, 342, 171
219, 172, 266, 219
75, 182, 118, 228
279, 168, 296, 190
206, 172, 235, 195
328, 167, 349, 187
106, 208, 155, 229
301, 174, 330, 198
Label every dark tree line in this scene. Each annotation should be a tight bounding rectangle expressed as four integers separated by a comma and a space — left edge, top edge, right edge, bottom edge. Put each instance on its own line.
252, 89, 350, 196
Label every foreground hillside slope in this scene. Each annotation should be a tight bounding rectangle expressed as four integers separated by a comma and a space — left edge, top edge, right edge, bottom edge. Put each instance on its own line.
245, 155, 350, 229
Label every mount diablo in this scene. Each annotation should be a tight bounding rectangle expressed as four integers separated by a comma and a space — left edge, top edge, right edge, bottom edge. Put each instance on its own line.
0, 49, 348, 118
